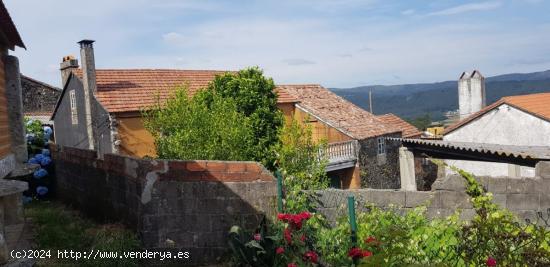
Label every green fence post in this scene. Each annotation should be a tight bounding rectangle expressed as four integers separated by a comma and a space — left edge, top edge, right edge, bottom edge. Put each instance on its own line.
348, 195, 358, 265
275, 170, 284, 213
348, 195, 358, 245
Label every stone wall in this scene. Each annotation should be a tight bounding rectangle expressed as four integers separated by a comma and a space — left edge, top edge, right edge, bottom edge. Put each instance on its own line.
21, 75, 61, 115
317, 162, 550, 225
51, 145, 277, 266
358, 133, 401, 189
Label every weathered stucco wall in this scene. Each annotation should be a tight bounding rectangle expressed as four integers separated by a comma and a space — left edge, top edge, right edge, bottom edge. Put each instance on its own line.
317, 162, 550, 226
53, 77, 90, 150
444, 104, 550, 177
52, 145, 277, 266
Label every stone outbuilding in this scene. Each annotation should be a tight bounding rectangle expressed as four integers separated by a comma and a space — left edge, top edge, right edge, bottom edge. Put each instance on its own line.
21, 74, 60, 125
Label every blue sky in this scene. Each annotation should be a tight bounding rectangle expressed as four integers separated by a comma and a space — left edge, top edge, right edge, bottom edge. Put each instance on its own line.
5, 0, 550, 88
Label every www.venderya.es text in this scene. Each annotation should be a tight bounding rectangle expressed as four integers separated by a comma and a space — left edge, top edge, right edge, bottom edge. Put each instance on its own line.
11, 249, 190, 261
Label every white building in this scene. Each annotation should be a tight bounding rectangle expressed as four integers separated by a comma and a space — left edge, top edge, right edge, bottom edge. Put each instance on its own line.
443, 71, 550, 177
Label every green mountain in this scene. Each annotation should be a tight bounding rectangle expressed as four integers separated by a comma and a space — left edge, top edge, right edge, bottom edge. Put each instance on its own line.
331, 70, 550, 121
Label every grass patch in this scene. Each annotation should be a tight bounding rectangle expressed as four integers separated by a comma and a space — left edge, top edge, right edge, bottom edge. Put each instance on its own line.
26, 201, 140, 267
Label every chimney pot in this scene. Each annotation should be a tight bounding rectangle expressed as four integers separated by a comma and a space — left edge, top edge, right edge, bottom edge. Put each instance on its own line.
60, 55, 79, 87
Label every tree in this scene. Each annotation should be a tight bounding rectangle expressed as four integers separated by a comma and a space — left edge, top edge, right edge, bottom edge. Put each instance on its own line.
143, 87, 255, 161
207, 67, 284, 168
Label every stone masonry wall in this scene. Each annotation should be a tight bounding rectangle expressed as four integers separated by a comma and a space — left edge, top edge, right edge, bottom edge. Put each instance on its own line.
317, 161, 550, 225
358, 133, 401, 189
51, 145, 277, 266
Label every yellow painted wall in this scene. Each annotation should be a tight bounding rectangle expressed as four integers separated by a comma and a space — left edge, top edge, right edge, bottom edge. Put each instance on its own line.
117, 116, 157, 158
0, 54, 12, 158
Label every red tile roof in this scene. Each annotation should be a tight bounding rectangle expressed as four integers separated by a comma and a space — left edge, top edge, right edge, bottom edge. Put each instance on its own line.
278, 84, 401, 139
73, 69, 298, 113
444, 92, 550, 135
377, 113, 422, 138
0, 1, 25, 50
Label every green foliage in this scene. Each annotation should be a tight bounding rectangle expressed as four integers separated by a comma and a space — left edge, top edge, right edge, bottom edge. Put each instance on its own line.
445, 163, 550, 266
143, 87, 255, 161
26, 201, 140, 267
227, 219, 281, 267
316, 206, 462, 266
207, 67, 284, 168
406, 113, 432, 131
25, 117, 45, 151
275, 118, 328, 213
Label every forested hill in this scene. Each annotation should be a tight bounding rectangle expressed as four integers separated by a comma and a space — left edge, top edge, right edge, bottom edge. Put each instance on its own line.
331, 70, 550, 121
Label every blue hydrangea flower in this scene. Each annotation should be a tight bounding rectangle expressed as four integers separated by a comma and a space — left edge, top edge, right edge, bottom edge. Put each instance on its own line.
40, 156, 52, 167
33, 168, 48, 179
36, 186, 48, 196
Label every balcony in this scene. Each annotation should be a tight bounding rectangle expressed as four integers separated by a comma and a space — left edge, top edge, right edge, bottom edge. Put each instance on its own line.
319, 140, 359, 171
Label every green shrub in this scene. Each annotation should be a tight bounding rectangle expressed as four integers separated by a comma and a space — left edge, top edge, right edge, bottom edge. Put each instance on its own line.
143, 87, 255, 161
275, 118, 328, 213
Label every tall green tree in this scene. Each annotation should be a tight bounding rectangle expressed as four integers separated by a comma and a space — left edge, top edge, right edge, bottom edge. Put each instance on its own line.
207, 67, 284, 168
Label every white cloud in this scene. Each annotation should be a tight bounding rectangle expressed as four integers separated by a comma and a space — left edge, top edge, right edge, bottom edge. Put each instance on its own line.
283, 59, 316, 66
401, 9, 415, 15
162, 32, 185, 44
427, 1, 502, 16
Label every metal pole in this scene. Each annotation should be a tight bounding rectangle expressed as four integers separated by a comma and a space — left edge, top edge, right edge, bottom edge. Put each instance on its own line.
276, 170, 284, 213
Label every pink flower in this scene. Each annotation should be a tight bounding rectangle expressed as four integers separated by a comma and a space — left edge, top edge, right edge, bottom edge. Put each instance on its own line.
486, 257, 497, 266
303, 251, 318, 263
253, 233, 261, 241
276, 247, 285, 254
287, 263, 297, 267
284, 228, 292, 244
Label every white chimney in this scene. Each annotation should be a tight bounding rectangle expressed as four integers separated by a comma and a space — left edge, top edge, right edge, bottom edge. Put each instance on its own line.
78, 39, 97, 150
458, 70, 485, 120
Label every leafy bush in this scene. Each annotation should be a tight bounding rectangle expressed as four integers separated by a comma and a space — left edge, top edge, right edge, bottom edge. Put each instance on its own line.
276, 118, 328, 213
143, 87, 255, 161
207, 67, 284, 168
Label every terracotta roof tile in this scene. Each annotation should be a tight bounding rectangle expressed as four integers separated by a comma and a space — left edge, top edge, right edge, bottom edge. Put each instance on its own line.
73, 69, 298, 113
377, 113, 422, 138
444, 92, 550, 135
278, 84, 401, 139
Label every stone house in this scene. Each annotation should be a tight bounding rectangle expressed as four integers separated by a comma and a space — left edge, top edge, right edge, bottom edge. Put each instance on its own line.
21, 74, 60, 125
52, 40, 419, 189
0, 1, 27, 178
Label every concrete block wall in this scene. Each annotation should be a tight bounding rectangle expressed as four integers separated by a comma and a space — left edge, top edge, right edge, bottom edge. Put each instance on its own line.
51, 145, 277, 266
317, 161, 550, 225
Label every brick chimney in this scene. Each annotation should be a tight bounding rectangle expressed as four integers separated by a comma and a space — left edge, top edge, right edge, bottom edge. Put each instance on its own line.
458, 70, 486, 120
59, 55, 78, 87
78, 39, 97, 150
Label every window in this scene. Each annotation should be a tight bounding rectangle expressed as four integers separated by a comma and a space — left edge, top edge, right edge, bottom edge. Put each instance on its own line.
69, 90, 78, 125
377, 137, 386, 155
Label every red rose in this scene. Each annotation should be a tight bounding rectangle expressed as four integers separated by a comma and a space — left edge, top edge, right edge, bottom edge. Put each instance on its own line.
276, 247, 285, 254
284, 228, 292, 244
486, 257, 497, 266
253, 233, 261, 241
304, 251, 318, 263
365, 236, 376, 243
362, 250, 373, 257
299, 211, 312, 220
300, 234, 306, 242
287, 263, 297, 267
348, 247, 372, 259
